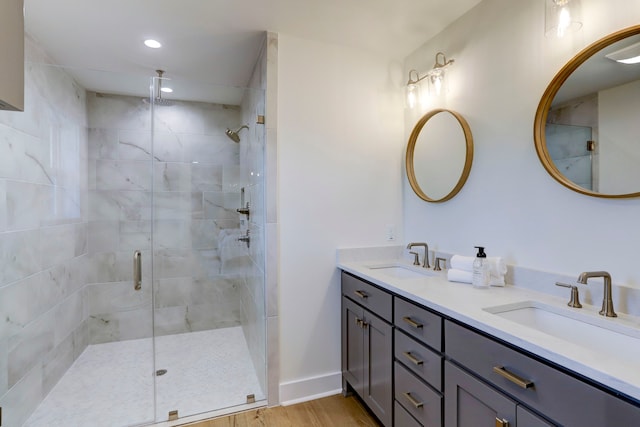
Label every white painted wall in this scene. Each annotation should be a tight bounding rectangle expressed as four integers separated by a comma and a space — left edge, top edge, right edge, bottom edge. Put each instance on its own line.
404, 0, 640, 285
598, 79, 640, 194
277, 34, 404, 401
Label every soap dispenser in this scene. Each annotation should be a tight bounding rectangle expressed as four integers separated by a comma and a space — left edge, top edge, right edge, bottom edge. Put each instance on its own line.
472, 246, 490, 289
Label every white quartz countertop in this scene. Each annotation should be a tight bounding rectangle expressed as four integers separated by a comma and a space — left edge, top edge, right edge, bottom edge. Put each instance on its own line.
338, 259, 640, 403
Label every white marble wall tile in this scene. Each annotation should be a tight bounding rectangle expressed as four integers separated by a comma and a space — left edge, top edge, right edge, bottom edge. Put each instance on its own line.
8, 313, 55, 387
119, 220, 151, 251
74, 222, 88, 256
190, 220, 219, 250
1, 229, 41, 286
152, 131, 187, 162
6, 180, 47, 230
154, 277, 193, 309
87, 282, 152, 315
72, 319, 89, 360
154, 162, 191, 192
0, 126, 52, 185
266, 223, 278, 318
191, 249, 222, 278
0, 362, 43, 427
191, 192, 205, 219
88, 190, 151, 221
87, 221, 119, 253
42, 330, 75, 396
87, 92, 151, 131
88, 306, 153, 344
95, 160, 152, 191
39, 224, 76, 269
119, 129, 152, 161
153, 191, 191, 220
0, 274, 59, 340
88, 128, 118, 160
185, 133, 239, 165
191, 163, 223, 192
0, 179, 6, 232
152, 248, 197, 279
222, 165, 241, 193
203, 191, 240, 220
154, 220, 191, 249
153, 101, 240, 135
0, 336, 7, 396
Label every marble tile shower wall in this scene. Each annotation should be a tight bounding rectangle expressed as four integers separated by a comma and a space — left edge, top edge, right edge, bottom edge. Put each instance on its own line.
86, 92, 247, 343
0, 39, 89, 427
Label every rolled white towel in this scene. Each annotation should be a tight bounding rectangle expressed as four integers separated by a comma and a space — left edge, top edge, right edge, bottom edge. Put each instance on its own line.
451, 255, 507, 277
447, 269, 472, 284
450, 255, 474, 272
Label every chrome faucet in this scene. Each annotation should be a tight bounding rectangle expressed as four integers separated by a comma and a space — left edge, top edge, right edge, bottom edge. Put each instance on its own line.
406, 242, 430, 268
576, 271, 617, 317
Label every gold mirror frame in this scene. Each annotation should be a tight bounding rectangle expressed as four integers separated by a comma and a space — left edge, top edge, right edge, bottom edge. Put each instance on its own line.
534, 24, 640, 198
406, 109, 474, 203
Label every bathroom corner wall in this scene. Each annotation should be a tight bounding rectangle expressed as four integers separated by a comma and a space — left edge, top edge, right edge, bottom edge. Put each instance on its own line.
86, 93, 244, 343
0, 37, 89, 427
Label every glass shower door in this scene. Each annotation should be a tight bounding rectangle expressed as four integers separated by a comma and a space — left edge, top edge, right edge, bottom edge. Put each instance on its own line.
149, 75, 267, 422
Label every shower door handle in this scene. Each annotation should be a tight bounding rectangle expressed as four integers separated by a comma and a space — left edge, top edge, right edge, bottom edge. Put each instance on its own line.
133, 250, 142, 291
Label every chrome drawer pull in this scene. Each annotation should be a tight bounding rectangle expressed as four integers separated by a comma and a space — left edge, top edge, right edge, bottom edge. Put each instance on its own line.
402, 392, 424, 409
354, 290, 368, 299
402, 316, 423, 329
402, 351, 424, 366
493, 366, 534, 389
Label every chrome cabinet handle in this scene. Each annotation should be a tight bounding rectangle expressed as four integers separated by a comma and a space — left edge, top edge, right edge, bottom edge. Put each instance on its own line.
493, 366, 534, 389
402, 392, 424, 409
354, 290, 368, 299
402, 351, 424, 366
402, 316, 423, 329
133, 250, 142, 291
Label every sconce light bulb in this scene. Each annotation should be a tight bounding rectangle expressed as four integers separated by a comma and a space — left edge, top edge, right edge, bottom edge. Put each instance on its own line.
432, 75, 443, 96
557, 6, 571, 38
406, 83, 419, 109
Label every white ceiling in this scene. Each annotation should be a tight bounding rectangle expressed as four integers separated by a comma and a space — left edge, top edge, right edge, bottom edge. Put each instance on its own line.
24, 0, 482, 104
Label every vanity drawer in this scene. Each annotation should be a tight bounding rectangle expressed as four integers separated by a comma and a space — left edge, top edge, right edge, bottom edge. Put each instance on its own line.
395, 329, 442, 391
394, 297, 442, 351
341, 271, 392, 321
394, 401, 422, 427
445, 320, 640, 426
395, 361, 442, 427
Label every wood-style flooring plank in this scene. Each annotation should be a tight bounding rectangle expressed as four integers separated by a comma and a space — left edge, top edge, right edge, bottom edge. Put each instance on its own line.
181, 395, 381, 427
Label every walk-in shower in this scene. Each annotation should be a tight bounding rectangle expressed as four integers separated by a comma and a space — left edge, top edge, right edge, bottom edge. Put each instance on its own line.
0, 56, 267, 426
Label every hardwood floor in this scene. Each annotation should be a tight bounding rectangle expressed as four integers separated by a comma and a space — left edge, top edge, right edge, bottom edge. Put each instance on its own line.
181, 394, 382, 427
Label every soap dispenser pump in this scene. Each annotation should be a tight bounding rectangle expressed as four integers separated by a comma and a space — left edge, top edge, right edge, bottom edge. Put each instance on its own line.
472, 246, 490, 289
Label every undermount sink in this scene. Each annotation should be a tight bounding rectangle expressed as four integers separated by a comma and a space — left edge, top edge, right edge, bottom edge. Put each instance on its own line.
367, 264, 437, 279
484, 300, 640, 363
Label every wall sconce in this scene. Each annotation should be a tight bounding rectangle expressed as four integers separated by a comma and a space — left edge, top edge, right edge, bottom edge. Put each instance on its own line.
406, 52, 454, 108
545, 0, 582, 38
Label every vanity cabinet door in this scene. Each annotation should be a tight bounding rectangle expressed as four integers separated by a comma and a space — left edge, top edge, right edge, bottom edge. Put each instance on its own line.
445, 361, 516, 427
342, 296, 365, 394
341, 295, 393, 427
363, 309, 393, 427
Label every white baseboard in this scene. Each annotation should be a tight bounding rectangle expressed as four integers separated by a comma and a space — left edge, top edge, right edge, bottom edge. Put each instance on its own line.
279, 371, 342, 406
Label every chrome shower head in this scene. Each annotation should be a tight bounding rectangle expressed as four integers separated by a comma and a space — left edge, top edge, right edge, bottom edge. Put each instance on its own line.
225, 125, 249, 143
143, 70, 173, 106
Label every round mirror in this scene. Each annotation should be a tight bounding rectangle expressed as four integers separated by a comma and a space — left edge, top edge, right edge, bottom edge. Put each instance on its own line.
406, 109, 473, 202
534, 25, 640, 198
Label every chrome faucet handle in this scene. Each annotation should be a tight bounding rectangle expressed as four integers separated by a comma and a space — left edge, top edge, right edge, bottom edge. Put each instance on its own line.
555, 282, 582, 308
434, 257, 446, 271
409, 251, 420, 266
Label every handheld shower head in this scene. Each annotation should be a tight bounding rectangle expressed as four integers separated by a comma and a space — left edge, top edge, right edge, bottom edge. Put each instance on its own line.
225, 125, 249, 143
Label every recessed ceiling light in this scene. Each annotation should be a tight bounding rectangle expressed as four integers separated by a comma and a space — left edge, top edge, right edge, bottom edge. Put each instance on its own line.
144, 39, 162, 49
161, 87, 173, 93
605, 41, 640, 64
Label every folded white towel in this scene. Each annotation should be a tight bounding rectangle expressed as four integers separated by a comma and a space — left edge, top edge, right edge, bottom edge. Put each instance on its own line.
450, 255, 507, 277
447, 269, 472, 284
